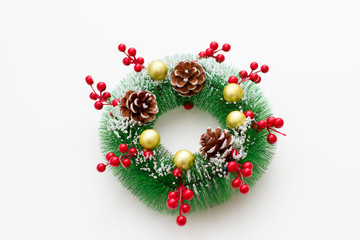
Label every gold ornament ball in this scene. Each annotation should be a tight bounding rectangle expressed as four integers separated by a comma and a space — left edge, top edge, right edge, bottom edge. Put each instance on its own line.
139, 129, 161, 150
223, 83, 243, 102
148, 60, 168, 81
173, 150, 195, 171
226, 111, 246, 129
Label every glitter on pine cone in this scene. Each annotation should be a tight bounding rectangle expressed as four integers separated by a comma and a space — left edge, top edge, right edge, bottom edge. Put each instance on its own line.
120, 90, 159, 125
199, 128, 234, 159
170, 61, 206, 97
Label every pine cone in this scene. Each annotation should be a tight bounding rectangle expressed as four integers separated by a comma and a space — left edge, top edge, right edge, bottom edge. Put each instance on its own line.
200, 128, 234, 159
120, 90, 159, 125
170, 61, 206, 97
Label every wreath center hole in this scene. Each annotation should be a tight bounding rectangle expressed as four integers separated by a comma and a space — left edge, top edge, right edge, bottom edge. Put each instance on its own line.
153, 107, 220, 153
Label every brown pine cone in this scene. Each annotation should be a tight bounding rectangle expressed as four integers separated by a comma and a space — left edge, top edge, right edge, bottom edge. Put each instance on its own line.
170, 61, 206, 97
120, 90, 159, 125
200, 128, 234, 159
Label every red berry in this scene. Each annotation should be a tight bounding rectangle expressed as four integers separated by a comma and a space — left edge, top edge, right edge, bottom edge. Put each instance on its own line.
254, 76, 261, 84
240, 184, 250, 194
123, 57, 131, 66
227, 161, 238, 173
127, 47, 136, 56
210, 41, 219, 50
118, 143, 128, 153
128, 148, 138, 155
143, 150, 153, 159
118, 43, 126, 52
267, 117, 276, 127
250, 62, 258, 70
244, 110, 255, 119
110, 112, 114, 117
85, 75, 94, 85
134, 64, 143, 72
184, 102, 193, 110
106, 152, 115, 161
206, 48, 214, 56
242, 162, 253, 170
94, 101, 103, 110
181, 204, 191, 214
112, 99, 120, 107
136, 57, 144, 64
167, 198, 178, 210
222, 43, 231, 52
97, 82, 106, 92
267, 134, 277, 144
109, 156, 120, 167
228, 76, 239, 84
90, 92, 98, 100
176, 215, 187, 226
199, 51, 206, 58
273, 118, 284, 128
261, 65, 269, 73
168, 191, 178, 199
239, 70, 248, 78
122, 158, 131, 168
249, 73, 259, 82
232, 178, 241, 188
97, 163, 106, 172
173, 168, 181, 178
216, 54, 225, 63
102, 92, 111, 99
183, 189, 194, 201
257, 120, 267, 130
242, 168, 252, 178
231, 149, 239, 158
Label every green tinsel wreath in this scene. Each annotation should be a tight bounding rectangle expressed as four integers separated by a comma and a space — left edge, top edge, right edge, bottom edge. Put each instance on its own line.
97, 54, 275, 214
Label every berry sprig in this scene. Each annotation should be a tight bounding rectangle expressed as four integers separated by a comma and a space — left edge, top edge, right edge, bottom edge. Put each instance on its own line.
226, 154, 253, 194
166, 169, 194, 226
118, 43, 145, 72
198, 41, 231, 63
228, 62, 269, 84
244, 110, 286, 144
96, 143, 138, 172
85, 75, 112, 110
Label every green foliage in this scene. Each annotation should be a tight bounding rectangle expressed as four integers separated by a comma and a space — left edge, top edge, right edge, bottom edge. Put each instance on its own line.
98, 55, 275, 214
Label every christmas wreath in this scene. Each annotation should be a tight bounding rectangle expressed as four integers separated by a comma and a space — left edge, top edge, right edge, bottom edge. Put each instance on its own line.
85, 41, 286, 226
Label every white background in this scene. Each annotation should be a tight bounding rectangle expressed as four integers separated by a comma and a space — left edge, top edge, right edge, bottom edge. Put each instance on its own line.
1, 0, 359, 239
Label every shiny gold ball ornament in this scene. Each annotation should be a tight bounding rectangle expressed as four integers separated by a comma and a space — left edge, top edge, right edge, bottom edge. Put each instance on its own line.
173, 150, 195, 171
226, 111, 246, 129
223, 83, 243, 102
148, 60, 168, 81
139, 129, 161, 150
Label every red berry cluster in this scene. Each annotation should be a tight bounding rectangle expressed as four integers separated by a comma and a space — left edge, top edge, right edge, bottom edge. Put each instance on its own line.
227, 151, 253, 194
198, 41, 231, 63
96, 143, 138, 172
256, 116, 286, 144
244, 110, 286, 144
166, 169, 194, 226
85, 75, 112, 110
228, 62, 269, 84
118, 43, 145, 72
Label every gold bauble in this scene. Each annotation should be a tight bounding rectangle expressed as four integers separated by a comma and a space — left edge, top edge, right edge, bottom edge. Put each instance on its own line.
226, 111, 246, 129
139, 129, 161, 150
223, 83, 243, 102
173, 150, 195, 171
148, 60, 168, 81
